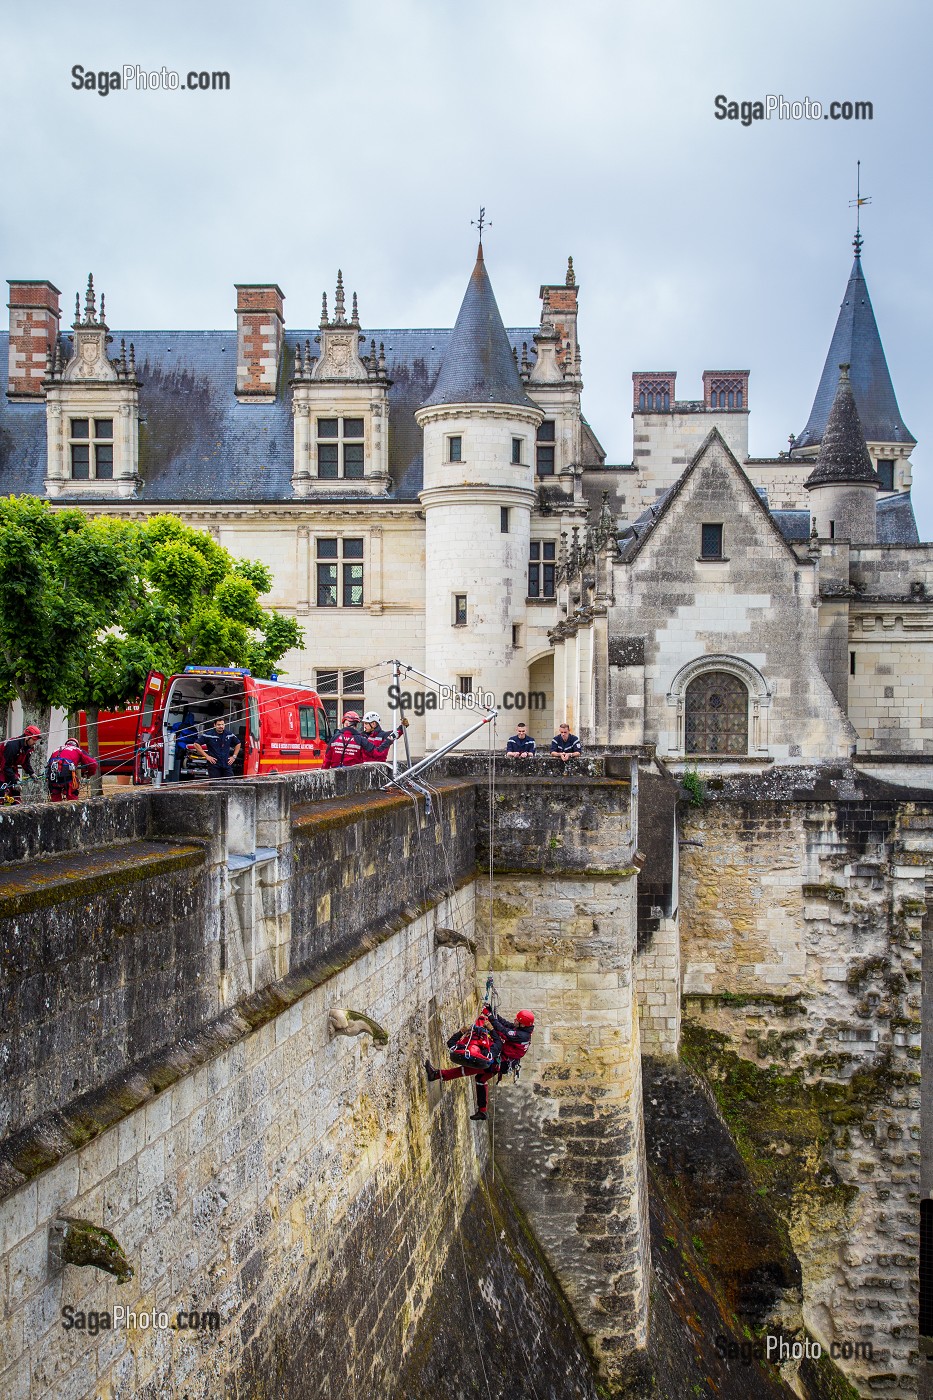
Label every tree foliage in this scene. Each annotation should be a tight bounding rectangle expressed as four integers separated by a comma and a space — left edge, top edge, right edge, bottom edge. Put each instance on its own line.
0, 500, 304, 736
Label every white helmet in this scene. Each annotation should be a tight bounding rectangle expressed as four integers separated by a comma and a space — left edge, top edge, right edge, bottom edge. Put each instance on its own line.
363, 711, 381, 724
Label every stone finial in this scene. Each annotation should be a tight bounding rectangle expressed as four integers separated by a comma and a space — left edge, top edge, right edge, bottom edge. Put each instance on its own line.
566, 255, 575, 287
53, 340, 63, 376
128, 343, 136, 376
45, 345, 53, 376
334, 270, 346, 322
512, 345, 518, 368
351, 291, 359, 327
294, 342, 302, 377
50, 1217, 134, 1285
74, 292, 81, 326
84, 274, 96, 324
99, 292, 106, 325
303, 339, 312, 376
329, 1007, 389, 1046
320, 292, 329, 328
119, 338, 128, 376
434, 926, 477, 955
378, 342, 386, 376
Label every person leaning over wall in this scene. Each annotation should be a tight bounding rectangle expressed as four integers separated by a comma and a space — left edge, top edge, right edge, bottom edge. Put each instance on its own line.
505, 722, 536, 757
549, 722, 581, 764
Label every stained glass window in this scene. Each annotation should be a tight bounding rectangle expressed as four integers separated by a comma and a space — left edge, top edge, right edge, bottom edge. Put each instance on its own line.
684, 672, 748, 754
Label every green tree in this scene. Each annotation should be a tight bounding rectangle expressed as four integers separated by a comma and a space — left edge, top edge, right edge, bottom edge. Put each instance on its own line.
0, 499, 138, 791
79, 515, 302, 790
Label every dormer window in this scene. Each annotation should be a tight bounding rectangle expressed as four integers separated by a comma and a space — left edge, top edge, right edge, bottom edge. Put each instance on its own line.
317, 417, 365, 480
876, 460, 895, 491
69, 418, 114, 480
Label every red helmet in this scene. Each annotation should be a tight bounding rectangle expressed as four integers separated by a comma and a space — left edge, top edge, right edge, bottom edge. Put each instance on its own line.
514, 1010, 535, 1028
23, 725, 41, 739
342, 711, 361, 726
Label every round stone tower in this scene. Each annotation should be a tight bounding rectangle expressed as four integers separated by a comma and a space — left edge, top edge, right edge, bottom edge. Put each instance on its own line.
416, 244, 543, 748
805, 363, 880, 544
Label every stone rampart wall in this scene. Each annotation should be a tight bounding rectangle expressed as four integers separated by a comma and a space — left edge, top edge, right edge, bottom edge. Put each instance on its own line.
0, 891, 481, 1400
676, 776, 931, 1399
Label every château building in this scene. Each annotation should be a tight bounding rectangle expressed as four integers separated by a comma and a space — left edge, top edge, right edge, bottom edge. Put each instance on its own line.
0, 230, 928, 765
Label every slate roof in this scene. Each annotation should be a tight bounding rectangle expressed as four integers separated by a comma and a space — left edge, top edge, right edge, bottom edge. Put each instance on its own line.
0, 323, 536, 505
770, 510, 812, 543
876, 491, 920, 545
420, 245, 538, 412
804, 364, 880, 488
794, 254, 914, 451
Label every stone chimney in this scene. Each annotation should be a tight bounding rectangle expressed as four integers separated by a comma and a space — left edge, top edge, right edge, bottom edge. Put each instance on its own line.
7, 280, 61, 398
235, 284, 285, 402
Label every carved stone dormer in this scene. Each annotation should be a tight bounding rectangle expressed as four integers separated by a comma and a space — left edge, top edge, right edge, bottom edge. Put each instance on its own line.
44, 275, 140, 499
290, 271, 392, 498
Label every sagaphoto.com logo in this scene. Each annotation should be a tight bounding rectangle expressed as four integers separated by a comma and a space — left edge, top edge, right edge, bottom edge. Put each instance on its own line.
71, 64, 230, 96
714, 93, 873, 126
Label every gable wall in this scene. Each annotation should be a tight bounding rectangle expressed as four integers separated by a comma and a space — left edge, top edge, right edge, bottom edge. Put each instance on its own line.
609, 446, 854, 761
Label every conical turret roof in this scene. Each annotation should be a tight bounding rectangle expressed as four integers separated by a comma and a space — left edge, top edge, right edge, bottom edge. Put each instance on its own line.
805, 364, 880, 488
420, 245, 537, 411
794, 253, 914, 450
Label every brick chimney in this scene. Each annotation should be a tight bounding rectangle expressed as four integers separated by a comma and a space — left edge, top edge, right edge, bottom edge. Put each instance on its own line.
235, 284, 285, 402
7, 280, 61, 398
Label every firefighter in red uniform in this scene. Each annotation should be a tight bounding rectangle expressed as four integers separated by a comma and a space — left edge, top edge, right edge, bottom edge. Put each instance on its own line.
425, 1007, 535, 1121
361, 710, 407, 761
1, 724, 42, 800
45, 739, 98, 802
322, 712, 381, 769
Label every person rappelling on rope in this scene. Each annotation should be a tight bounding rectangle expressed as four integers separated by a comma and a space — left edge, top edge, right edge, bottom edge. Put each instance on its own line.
425, 1002, 535, 1122
361, 710, 408, 762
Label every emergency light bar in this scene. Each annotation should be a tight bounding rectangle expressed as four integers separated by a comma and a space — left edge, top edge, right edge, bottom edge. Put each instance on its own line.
183, 666, 252, 676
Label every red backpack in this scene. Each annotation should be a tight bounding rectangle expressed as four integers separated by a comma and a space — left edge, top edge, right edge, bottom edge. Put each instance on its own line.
448, 1021, 497, 1072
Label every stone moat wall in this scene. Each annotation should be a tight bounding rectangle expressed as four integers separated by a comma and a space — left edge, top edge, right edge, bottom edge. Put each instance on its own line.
0, 757, 648, 1399
671, 769, 932, 1400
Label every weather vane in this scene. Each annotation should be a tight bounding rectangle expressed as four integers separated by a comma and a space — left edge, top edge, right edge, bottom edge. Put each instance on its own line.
849, 160, 871, 258
472, 206, 490, 242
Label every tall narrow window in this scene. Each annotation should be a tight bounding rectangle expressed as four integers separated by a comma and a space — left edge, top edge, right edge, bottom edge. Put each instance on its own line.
850, 652, 856, 675
500, 507, 510, 534
316, 418, 365, 479
315, 668, 365, 732
536, 421, 556, 476
69, 418, 114, 480
528, 541, 557, 597
511, 437, 523, 465
876, 460, 895, 491
458, 676, 473, 695
448, 435, 462, 463
700, 523, 723, 558
316, 538, 364, 606
453, 594, 467, 626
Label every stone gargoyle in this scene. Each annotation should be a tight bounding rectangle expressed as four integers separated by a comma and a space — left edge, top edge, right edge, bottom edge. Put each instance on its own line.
434, 926, 477, 955
50, 1217, 134, 1284
328, 1008, 389, 1047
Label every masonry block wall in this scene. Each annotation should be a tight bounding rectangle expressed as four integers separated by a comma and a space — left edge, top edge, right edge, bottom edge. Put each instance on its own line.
472, 765, 652, 1393
0, 892, 480, 1400
676, 770, 932, 1400
0, 769, 486, 1399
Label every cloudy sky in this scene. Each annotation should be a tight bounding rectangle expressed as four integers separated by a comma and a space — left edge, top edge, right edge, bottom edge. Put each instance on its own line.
2, 0, 929, 531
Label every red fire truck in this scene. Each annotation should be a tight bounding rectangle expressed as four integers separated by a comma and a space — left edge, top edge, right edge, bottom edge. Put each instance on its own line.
123, 667, 331, 783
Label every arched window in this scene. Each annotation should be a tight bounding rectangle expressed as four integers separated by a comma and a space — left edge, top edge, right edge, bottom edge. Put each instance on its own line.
727, 390, 734, 409
684, 671, 748, 754
639, 391, 645, 409
736, 390, 743, 409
